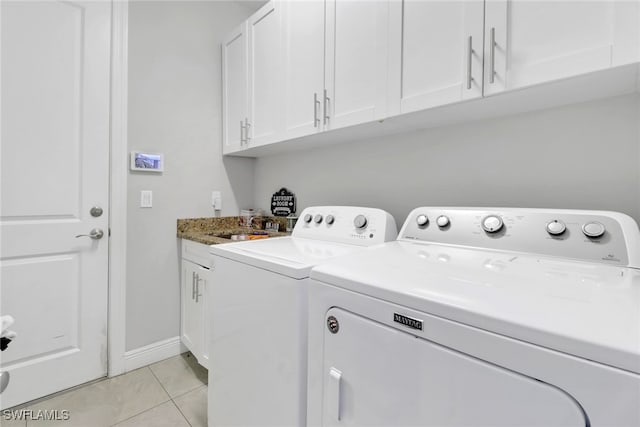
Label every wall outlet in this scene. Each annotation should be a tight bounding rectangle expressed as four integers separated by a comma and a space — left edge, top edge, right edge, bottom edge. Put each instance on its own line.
140, 190, 153, 208
212, 191, 222, 210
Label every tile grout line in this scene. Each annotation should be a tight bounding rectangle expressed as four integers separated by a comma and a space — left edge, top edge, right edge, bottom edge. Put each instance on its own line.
169, 382, 207, 401
173, 384, 208, 427
169, 399, 194, 427
114, 367, 173, 425
107, 367, 172, 426
149, 353, 207, 400
108, 399, 172, 427
147, 364, 173, 400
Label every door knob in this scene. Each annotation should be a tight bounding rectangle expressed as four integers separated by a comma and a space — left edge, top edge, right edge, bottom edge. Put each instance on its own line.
75, 228, 104, 240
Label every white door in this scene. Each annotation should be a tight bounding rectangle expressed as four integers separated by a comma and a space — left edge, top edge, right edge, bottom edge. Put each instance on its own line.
247, 1, 283, 147
0, 0, 111, 409
388, 0, 484, 115
222, 22, 249, 154
324, 0, 389, 130
282, 0, 325, 139
180, 260, 204, 365
484, 0, 640, 96
321, 308, 587, 426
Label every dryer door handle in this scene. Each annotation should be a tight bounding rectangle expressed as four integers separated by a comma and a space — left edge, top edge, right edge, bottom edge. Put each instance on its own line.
329, 367, 342, 422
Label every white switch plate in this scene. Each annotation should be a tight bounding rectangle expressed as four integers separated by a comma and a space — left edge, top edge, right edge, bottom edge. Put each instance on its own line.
212, 190, 222, 210
140, 190, 152, 208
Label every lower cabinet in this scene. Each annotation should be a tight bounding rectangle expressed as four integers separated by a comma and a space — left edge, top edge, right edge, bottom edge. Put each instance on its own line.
180, 240, 211, 369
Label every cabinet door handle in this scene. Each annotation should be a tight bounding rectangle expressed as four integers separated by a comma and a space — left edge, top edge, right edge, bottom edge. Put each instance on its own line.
313, 93, 320, 128
195, 273, 200, 303
191, 271, 196, 300
489, 27, 496, 84
466, 36, 474, 90
239, 120, 245, 145
244, 117, 251, 143
323, 89, 330, 125
195, 273, 205, 303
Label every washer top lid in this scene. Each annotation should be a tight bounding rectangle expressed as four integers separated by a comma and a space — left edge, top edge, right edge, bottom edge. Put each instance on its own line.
310, 241, 640, 374
210, 236, 366, 279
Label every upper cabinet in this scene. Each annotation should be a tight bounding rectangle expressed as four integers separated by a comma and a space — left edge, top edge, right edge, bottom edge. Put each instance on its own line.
222, 0, 640, 157
222, 22, 248, 154
388, 1, 484, 115
484, 0, 640, 96
324, 0, 389, 130
281, 0, 325, 139
281, 0, 389, 139
222, 1, 283, 154
389, 0, 640, 111
247, 1, 283, 146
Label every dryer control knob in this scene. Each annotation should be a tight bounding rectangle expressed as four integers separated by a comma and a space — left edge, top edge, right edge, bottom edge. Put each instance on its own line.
314, 214, 323, 224
436, 215, 450, 228
416, 214, 429, 227
326, 215, 335, 225
482, 215, 504, 233
546, 220, 566, 236
582, 221, 605, 238
304, 214, 313, 223
354, 215, 368, 229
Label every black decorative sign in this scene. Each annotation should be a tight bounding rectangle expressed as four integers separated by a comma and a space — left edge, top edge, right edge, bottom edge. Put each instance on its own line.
271, 188, 296, 217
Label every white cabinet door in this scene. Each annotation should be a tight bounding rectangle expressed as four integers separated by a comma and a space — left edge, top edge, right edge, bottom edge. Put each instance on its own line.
222, 22, 248, 154
388, 0, 484, 115
324, 0, 390, 130
484, 0, 640, 95
181, 260, 203, 361
247, 1, 283, 147
282, 0, 325, 139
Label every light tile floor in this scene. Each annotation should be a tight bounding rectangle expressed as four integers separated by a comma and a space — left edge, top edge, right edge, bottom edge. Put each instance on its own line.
2, 353, 207, 427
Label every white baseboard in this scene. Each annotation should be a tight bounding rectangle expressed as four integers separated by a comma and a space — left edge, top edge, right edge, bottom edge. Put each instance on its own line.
123, 336, 187, 372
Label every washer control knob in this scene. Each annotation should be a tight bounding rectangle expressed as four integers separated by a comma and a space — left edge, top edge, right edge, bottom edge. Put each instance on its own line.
582, 221, 606, 238
326, 215, 335, 225
304, 214, 313, 223
314, 214, 323, 224
436, 215, 450, 228
354, 214, 368, 229
416, 214, 429, 227
482, 215, 504, 233
546, 220, 566, 236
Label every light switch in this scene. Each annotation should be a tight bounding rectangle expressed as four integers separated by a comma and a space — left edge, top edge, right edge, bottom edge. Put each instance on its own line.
140, 190, 152, 208
212, 191, 222, 210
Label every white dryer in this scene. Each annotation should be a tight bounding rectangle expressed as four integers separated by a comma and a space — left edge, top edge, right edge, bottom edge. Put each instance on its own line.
208, 206, 397, 427
307, 207, 640, 426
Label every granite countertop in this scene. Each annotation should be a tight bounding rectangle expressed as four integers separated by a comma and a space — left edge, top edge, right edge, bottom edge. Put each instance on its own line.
177, 216, 289, 245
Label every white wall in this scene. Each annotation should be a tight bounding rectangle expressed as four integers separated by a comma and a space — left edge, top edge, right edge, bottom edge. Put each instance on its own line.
254, 94, 640, 227
126, 1, 254, 351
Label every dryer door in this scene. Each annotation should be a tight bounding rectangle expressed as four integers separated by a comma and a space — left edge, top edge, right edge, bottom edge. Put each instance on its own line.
321, 308, 587, 426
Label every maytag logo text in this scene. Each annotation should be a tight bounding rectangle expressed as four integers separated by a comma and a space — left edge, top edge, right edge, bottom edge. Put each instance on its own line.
393, 313, 423, 330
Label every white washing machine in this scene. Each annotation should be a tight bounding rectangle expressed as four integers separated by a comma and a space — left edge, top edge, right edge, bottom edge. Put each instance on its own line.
208, 206, 397, 427
307, 207, 640, 426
